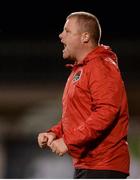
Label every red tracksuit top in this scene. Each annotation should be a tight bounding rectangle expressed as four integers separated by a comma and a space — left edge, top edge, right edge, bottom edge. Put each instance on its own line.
49, 45, 130, 174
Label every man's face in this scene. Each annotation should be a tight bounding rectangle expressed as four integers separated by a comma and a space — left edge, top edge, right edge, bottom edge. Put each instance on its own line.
59, 17, 82, 61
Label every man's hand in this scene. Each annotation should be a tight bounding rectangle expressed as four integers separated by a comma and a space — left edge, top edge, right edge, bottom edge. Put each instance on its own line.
37, 132, 56, 149
50, 138, 68, 156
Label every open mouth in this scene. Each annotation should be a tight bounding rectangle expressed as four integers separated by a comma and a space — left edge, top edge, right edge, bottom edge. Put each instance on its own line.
63, 43, 67, 52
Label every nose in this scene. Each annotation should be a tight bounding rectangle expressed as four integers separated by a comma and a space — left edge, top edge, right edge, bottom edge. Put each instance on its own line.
59, 32, 62, 39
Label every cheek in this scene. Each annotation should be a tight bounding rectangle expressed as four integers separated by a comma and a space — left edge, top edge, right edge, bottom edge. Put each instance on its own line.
68, 45, 77, 57
67, 37, 81, 54
69, 39, 79, 50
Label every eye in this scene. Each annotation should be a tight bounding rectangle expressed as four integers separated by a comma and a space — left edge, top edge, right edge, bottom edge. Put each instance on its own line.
65, 28, 70, 33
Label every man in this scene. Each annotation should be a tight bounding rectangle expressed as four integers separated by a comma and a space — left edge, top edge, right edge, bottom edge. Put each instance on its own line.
38, 11, 130, 178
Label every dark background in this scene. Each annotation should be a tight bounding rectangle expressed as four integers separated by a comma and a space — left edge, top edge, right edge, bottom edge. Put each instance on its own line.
0, 1, 140, 178
0, 1, 139, 81
0, 1, 139, 83
0, 1, 139, 38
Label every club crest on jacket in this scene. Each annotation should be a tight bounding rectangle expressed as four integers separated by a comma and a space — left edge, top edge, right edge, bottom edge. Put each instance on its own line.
73, 69, 82, 83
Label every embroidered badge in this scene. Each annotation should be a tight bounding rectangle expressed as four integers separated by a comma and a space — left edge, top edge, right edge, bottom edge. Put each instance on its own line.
73, 69, 82, 83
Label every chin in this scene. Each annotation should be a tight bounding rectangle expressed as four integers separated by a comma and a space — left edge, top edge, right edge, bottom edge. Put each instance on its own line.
63, 54, 69, 59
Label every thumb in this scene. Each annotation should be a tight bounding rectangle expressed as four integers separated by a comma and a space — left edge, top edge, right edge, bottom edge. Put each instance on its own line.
42, 135, 48, 143
47, 135, 54, 146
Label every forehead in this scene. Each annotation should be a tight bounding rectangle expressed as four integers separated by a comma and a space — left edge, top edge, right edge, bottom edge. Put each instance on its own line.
64, 17, 78, 29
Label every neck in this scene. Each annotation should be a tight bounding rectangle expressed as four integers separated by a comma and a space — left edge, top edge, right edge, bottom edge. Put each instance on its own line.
76, 43, 98, 64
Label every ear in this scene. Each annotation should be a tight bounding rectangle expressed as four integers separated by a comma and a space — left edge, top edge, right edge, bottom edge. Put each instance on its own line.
81, 32, 90, 43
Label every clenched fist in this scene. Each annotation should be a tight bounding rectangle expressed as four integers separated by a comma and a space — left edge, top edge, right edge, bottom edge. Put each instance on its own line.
37, 132, 56, 149
50, 138, 68, 156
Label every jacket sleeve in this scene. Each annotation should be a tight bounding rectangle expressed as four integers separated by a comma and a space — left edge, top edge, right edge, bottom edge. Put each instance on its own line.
63, 59, 124, 152
47, 120, 63, 138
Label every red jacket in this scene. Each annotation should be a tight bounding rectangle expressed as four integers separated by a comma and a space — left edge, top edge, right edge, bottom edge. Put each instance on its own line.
49, 45, 130, 174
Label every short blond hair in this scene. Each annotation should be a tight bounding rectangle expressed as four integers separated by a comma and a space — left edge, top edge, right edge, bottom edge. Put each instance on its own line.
67, 11, 101, 44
